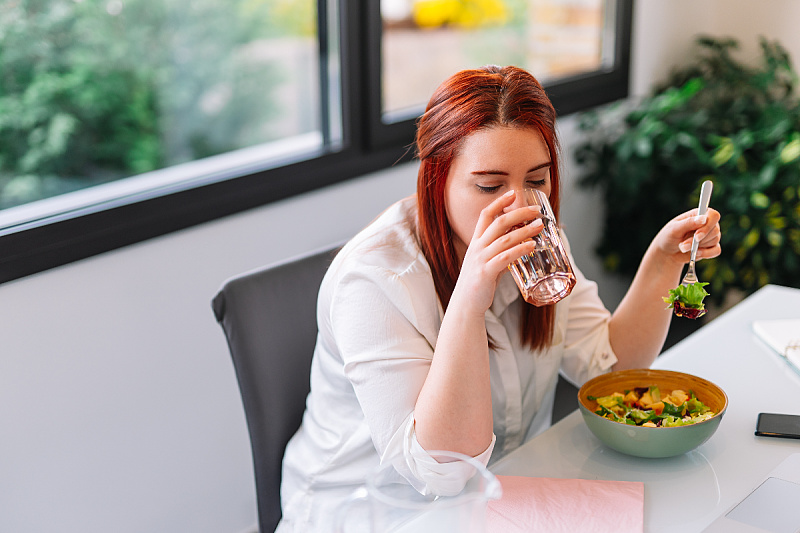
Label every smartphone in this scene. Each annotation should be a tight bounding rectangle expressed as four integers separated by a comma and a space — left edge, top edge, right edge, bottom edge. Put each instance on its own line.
755, 412, 800, 439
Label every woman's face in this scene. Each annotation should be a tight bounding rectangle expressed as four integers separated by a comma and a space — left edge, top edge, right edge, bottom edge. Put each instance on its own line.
444, 126, 552, 259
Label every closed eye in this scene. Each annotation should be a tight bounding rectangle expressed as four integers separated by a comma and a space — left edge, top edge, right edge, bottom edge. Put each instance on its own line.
477, 184, 502, 193
527, 167, 550, 188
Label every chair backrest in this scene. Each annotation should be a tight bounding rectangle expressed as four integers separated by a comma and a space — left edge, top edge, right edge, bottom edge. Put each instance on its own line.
212, 244, 341, 533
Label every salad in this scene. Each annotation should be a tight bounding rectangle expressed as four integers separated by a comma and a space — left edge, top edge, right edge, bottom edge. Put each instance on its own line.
663, 282, 710, 319
588, 385, 715, 427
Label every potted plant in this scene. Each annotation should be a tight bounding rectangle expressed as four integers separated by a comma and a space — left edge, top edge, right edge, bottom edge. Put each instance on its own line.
575, 35, 800, 309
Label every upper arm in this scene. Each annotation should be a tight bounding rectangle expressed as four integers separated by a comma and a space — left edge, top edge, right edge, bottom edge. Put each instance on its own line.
330, 265, 437, 457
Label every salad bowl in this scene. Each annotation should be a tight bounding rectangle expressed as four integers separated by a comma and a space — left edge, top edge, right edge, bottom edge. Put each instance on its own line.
578, 369, 728, 458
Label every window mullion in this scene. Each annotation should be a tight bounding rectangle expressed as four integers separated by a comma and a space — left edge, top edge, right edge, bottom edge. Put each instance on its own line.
318, 0, 331, 147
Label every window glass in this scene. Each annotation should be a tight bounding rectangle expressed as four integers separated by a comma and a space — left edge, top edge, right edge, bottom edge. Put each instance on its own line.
0, 0, 629, 285
0, 0, 324, 214
381, 0, 609, 121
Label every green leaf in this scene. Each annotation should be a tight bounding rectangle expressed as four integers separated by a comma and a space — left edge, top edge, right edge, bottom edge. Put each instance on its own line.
680, 77, 705, 98
634, 135, 653, 157
736, 229, 761, 261
661, 401, 683, 417
780, 137, 800, 163
756, 163, 777, 188
663, 282, 710, 309
767, 230, 784, 247
711, 138, 735, 166
750, 192, 770, 209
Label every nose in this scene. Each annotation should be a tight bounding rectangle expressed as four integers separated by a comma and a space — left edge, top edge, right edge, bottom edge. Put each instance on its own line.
511, 187, 532, 209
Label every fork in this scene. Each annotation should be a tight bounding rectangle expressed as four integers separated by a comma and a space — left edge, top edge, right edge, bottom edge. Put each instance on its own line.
681, 180, 714, 286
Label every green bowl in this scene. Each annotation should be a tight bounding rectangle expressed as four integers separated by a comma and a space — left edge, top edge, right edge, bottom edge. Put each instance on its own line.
578, 369, 728, 458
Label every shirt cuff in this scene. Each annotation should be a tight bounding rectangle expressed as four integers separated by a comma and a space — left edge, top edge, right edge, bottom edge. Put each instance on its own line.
590, 330, 618, 376
401, 414, 496, 496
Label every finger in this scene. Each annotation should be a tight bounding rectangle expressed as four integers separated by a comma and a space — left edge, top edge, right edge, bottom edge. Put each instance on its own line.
704, 207, 721, 223
485, 239, 539, 273
474, 190, 517, 239
695, 243, 722, 260
477, 207, 547, 271
697, 224, 721, 246
484, 218, 544, 261
682, 223, 721, 255
676, 211, 711, 249
671, 207, 701, 223
484, 205, 543, 244
694, 208, 721, 238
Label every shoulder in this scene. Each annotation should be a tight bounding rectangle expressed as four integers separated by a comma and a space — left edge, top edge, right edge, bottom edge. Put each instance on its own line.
320, 196, 442, 339
331, 195, 430, 280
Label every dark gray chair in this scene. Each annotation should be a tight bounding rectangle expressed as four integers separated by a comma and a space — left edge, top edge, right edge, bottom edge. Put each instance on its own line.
553, 375, 579, 423
212, 244, 341, 533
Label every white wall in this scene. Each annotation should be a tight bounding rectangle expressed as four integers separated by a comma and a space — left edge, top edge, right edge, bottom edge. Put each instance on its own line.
629, 0, 800, 97
3, 1, 800, 531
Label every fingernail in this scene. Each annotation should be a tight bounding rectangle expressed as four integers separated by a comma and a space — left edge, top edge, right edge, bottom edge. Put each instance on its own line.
679, 242, 691, 253
695, 233, 705, 242
504, 190, 514, 197
694, 215, 707, 224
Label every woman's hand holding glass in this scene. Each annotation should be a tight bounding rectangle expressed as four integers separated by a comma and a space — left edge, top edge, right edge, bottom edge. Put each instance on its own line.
452, 190, 543, 314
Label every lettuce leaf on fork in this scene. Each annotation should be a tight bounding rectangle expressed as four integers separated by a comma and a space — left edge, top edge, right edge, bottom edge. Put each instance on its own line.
663, 282, 710, 319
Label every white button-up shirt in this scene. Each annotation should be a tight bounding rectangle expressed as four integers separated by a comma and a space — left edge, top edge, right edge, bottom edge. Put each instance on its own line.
278, 196, 617, 532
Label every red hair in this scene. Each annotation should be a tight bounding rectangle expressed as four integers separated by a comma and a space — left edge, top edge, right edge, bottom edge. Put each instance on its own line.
415, 65, 560, 350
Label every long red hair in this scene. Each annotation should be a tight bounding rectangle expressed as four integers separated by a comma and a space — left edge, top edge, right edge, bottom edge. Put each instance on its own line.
415, 65, 560, 350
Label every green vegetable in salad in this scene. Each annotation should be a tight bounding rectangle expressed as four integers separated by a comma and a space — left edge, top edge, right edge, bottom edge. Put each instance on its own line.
663, 282, 710, 319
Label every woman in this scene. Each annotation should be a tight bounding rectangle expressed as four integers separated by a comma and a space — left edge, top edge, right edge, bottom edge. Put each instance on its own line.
277, 65, 721, 531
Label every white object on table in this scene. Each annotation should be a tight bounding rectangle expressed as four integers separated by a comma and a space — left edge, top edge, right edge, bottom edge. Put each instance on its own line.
753, 318, 800, 373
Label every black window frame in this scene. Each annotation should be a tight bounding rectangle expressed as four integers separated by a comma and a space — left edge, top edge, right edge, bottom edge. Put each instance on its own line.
0, 0, 632, 285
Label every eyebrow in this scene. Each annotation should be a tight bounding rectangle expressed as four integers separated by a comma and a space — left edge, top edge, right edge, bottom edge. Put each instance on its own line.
471, 161, 551, 176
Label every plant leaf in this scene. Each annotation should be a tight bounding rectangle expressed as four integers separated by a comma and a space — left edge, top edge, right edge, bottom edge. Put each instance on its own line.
663, 282, 710, 309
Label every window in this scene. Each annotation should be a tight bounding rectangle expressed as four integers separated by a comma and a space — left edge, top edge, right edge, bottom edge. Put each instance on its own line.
0, 0, 631, 284
383, 0, 615, 119
367, 0, 631, 148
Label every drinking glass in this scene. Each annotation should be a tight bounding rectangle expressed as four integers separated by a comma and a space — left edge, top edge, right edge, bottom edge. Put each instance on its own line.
508, 189, 576, 306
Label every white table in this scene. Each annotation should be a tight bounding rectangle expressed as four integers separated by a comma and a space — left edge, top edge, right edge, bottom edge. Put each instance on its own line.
491, 284, 800, 532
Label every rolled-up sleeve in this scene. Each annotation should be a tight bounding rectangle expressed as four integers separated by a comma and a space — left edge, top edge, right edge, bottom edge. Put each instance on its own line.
331, 262, 490, 494
383, 412, 495, 495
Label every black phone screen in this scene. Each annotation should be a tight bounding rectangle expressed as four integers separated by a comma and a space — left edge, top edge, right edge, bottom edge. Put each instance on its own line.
755, 412, 800, 439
